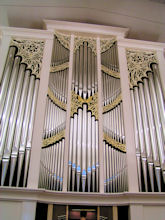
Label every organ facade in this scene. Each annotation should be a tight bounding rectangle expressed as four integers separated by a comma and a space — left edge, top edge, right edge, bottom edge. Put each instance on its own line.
0, 20, 165, 220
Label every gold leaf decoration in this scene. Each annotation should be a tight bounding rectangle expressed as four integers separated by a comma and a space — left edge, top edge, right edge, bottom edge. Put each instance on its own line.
48, 88, 66, 110
50, 62, 69, 73
104, 133, 126, 153
55, 31, 71, 50
11, 38, 45, 78
70, 91, 98, 120
103, 94, 122, 113
74, 36, 97, 55
42, 129, 65, 147
126, 48, 158, 88
100, 38, 116, 53
101, 65, 120, 79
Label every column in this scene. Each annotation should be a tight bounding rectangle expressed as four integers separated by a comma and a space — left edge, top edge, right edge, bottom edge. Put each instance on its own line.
117, 43, 139, 192
27, 36, 54, 188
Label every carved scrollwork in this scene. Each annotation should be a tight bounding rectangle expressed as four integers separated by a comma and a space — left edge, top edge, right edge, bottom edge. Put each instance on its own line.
74, 36, 97, 55
70, 91, 98, 120
100, 38, 116, 53
48, 88, 66, 110
101, 65, 120, 79
50, 62, 69, 73
104, 133, 126, 153
126, 48, 158, 88
103, 94, 122, 113
55, 31, 71, 50
42, 129, 65, 147
11, 38, 45, 78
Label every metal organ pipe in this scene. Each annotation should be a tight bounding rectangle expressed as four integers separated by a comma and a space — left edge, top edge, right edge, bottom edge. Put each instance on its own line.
130, 62, 165, 192
0, 43, 41, 187
68, 40, 99, 192
101, 41, 127, 193
39, 34, 69, 191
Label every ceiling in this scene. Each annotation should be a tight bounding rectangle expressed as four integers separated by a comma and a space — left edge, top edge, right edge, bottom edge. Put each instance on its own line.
0, 0, 165, 43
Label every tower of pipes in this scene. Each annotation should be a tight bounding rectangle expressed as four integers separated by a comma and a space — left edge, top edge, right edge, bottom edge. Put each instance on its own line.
0, 39, 44, 187
39, 33, 69, 191
68, 37, 99, 192
101, 39, 127, 193
127, 49, 165, 192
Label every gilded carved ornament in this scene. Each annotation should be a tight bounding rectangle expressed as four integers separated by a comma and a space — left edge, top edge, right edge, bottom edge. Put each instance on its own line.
104, 133, 126, 153
55, 31, 71, 51
42, 129, 65, 147
103, 94, 122, 113
48, 88, 66, 111
70, 91, 98, 120
126, 48, 158, 88
100, 38, 116, 53
74, 36, 97, 55
101, 65, 120, 79
50, 62, 69, 73
11, 38, 45, 78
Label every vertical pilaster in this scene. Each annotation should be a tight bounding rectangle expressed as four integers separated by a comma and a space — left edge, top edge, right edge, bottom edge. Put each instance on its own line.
156, 49, 165, 92
117, 43, 139, 192
0, 34, 11, 83
63, 34, 74, 192
97, 37, 104, 193
27, 36, 54, 188
129, 205, 143, 220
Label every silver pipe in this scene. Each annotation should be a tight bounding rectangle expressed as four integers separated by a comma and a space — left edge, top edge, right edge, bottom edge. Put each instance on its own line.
0, 56, 20, 165
56, 141, 62, 190
1, 64, 25, 186
9, 70, 30, 186
106, 143, 109, 193
134, 86, 148, 191
83, 42, 87, 99
103, 141, 106, 192
79, 45, 83, 97
87, 111, 92, 192
23, 79, 40, 187
87, 47, 92, 98
72, 114, 78, 191
0, 47, 16, 119
148, 71, 165, 187
60, 139, 65, 191
16, 75, 35, 186
68, 118, 73, 190
96, 120, 99, 192
91, 116, 96, 192
152, 64, 165, 141
82, 104, 87, 192
76, 108, 82, 192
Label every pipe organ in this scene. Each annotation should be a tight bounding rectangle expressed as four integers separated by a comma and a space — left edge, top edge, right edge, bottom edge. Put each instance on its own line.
0, 39, 45, 187
68, 38, 99, 192
101, 40, 127, 192
0, 21, 165, 206
127, 49, 165, 192
39, 35, 69, 191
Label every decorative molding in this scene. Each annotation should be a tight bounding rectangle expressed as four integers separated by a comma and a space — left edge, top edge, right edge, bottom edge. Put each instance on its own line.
55, 31, 70, 51
126, 48, 158, 88
48, 88, 66, 111
70, 91, 98, 120
101, 65, 120, 79
100, 38, 116, 53
103, 133, 126, 153
50, 62, 69, 73
74, 36, 97, 55
43, 129, 65, 147
103, 94, 122, 113
10, 38, 45, 78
